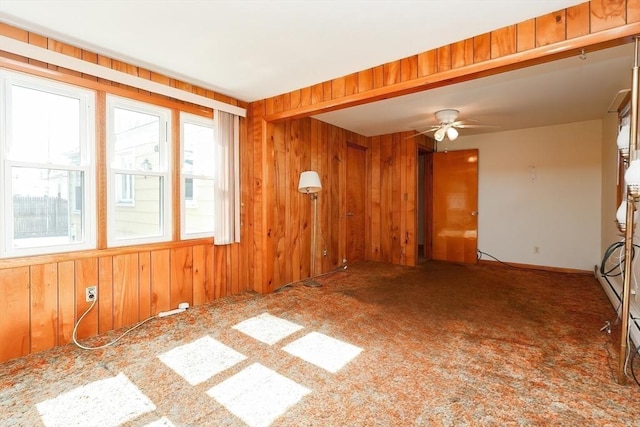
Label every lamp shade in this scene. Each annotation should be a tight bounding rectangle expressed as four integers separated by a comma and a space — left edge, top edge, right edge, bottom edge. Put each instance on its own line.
617, 124, 630, 152
616, 200, 629, 226
298, 171, 322, 194
446, 126, 459, 141
625, 158, 640, 197
616, 200, 639, 229
434, 127, 446, 142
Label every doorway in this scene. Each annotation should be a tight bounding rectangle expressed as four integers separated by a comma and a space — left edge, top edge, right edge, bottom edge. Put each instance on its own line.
417, 149, 433, 262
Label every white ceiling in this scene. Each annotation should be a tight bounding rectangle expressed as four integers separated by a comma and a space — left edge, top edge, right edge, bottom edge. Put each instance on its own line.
1, 0, 632, 138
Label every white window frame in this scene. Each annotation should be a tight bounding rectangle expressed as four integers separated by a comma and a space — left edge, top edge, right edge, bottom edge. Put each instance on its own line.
180, 112, 215, 239
0, 70, 96, 258
114, 149, 135, 206
106, 95, 171, 247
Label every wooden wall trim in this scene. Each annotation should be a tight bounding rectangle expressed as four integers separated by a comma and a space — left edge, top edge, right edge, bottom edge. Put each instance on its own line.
0, 57, 214, 118
0, 238, 215, 270
264, 23, 640, 122
0, 35, 246, 116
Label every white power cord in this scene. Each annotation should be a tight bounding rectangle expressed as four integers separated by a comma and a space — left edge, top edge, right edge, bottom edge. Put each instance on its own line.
72, 298, 189, 350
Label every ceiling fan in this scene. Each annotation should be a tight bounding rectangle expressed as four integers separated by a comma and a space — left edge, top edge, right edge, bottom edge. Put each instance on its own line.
413, 109, 490, 142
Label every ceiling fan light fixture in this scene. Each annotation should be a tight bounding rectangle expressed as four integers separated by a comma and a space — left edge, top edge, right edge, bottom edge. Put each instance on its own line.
434, 109, 459, 124
446, 126, 459, 141
434, 127, 446, 142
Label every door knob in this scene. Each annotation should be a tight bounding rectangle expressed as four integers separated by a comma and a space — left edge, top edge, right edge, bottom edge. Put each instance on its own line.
471, 211, 478, 216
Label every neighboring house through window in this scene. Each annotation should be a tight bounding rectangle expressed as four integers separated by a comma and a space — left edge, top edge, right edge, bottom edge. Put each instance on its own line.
106, 95, 172, 246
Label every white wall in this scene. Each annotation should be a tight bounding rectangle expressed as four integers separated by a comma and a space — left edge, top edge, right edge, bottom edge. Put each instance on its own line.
450, 120, 602, 271
601, 113, 621, 251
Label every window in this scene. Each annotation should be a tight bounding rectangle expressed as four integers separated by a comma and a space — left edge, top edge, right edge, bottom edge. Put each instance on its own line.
0, 70, 96, 257
107, 96, 171, 246
180, 113, 215, 238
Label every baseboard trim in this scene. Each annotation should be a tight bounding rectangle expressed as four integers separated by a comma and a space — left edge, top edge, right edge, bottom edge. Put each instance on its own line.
477, 259, 591, 275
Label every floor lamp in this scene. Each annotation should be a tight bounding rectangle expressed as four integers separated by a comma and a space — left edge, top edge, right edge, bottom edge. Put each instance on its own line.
617, 36, 640, 385
298, 171, 322, 287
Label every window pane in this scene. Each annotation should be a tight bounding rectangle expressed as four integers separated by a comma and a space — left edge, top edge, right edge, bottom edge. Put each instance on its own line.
9, 86, 81, 165
11, 167, 84, 248
184, 178, 214, 235
113, 175, 163, 240
183, 122, 215, 175
113, 107, 160, 171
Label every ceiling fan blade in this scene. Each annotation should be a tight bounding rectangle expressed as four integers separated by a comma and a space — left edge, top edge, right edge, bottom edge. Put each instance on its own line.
450, 120, 477, 127
455, 123, 498, 129
405, 126, 441, 139
412, 126, 440, 135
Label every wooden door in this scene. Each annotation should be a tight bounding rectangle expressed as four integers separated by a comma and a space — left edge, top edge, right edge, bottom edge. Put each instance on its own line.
432, 149, 478, 263
346, 144, 366, 263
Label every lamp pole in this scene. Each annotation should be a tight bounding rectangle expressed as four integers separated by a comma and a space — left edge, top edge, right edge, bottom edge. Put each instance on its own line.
311, 192, 318, 279
619, 36, 640, 384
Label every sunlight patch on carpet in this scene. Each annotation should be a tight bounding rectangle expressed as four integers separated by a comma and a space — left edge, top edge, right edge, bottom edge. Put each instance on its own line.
207, 363, 311, 427
232, 312, 304, 345
36, 372, 155, 427
144, 416, 175, 427
158, 335, 247, 385
282, 331, 363, 373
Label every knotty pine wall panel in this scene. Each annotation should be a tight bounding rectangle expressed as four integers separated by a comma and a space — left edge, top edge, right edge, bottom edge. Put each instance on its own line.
590, 0, 627, 32
139, 251, 152, 320
74, 258, 99, 339
536, 11, 567, 47
629, 0, 640, 22
58, 261, 76, 345
113, 253, 140, 330
368, 136, 382, 261
391, 133, 403, 265
30, 263, 58, 353
169, 247, 193, 310
567, 3, 591, 39
0, 267, 30, 361
452, 40, 474, 69
379, 134, 394, 263
98, 256, 114, 334
474, 34, 492, 62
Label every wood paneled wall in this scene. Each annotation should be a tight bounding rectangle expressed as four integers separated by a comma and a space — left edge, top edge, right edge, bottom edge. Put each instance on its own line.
367, 133, 431, 266
0, 242, 241, 362
260, 116, 368, 292
251, 114, 432, 293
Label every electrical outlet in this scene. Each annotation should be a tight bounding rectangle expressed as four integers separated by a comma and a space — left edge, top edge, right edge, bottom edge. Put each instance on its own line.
323, 249, 328, 257
86, 286, 97, 302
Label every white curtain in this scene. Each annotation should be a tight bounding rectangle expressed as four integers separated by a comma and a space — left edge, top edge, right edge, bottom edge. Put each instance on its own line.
213, 110, 240, 244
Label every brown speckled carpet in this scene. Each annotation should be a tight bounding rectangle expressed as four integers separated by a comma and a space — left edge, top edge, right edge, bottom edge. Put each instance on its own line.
1, 261, 639, 426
